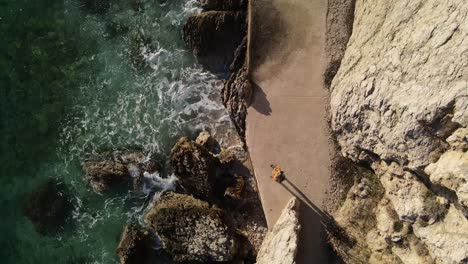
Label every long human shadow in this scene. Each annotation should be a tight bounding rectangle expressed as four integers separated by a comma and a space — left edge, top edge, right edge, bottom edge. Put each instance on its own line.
250, 82, 272, 116
280, 178, 348, 264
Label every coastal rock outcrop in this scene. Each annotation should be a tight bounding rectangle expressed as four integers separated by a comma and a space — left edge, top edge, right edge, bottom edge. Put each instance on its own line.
182, 10, 246, 72
144, 192, 238, 262
169, 137, 219, 199
83, 150, 159, 193
116, 224, 158, 264
222, 37, 252, 138
329, 0, 468, 263
256, 198, 301, 264
23, 179, 72, 235
331, 0, 468, 170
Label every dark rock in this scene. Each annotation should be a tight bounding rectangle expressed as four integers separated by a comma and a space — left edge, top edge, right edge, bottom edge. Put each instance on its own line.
169, 137, 219, 199
116, 224, 157, 264
23, 179, 72, 235
79, 0, 111, 14
201, 0, 248, 11
222, 37, 252, 138
129, 0, 143, 11
224, 175, 245, 200
83, 150, 159, 193
183, 11, 246, 72
144, 192, 238, 262
105, 22, 130, 39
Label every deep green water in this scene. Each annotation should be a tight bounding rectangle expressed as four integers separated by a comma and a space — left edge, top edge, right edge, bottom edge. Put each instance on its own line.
0, 0, 230, 262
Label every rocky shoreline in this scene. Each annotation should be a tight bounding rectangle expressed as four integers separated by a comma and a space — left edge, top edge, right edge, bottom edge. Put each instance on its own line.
23, 0, 267, 263
325, 0, 468, 263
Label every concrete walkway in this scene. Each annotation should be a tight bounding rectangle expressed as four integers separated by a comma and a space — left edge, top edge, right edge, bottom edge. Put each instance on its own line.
246, 0, 336, 262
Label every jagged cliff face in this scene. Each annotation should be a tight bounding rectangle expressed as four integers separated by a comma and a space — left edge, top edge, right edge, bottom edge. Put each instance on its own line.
330, 0, 468, 263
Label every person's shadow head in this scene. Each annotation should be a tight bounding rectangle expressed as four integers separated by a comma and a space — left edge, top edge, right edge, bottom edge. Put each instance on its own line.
251, 82, 272, 116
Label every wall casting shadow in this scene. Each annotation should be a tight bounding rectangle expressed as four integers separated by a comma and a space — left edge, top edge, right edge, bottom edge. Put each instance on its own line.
250, 82, 272, 116
280, 178, 347, 264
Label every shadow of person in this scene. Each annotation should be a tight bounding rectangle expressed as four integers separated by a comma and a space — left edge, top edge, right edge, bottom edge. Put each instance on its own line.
280, 178, 346, 264
251, 82, 272, 116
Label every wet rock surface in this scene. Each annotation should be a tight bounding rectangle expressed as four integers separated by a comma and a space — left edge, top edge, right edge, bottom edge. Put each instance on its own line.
23, 179, 73, 235
116, 224, 158, 264
83, 150, 159, 193
144, 192, 238, 262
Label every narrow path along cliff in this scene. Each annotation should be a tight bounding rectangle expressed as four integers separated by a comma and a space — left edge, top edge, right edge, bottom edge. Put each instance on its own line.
246, 0, 336, 262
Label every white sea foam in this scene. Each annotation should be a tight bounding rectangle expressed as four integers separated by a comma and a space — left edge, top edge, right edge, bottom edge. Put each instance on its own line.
141, 172, 177, 195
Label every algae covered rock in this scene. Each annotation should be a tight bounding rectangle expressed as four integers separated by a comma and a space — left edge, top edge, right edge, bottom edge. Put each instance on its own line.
116, 224, 157, 264
144, 192, 238, 262
169, 137, 219, 199
23, 179, 72, 235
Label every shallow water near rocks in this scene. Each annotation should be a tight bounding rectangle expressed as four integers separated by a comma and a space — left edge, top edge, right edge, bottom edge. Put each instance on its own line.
0, 0, 232, 262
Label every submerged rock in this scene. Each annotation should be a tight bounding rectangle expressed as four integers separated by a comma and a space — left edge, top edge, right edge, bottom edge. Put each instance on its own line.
79, 0, 111, 14
183, 10, 246, 72
256, 198, 301, 264
23, 179, 72, 235
116, 224, 157, 264
169, 137, 219, 199
144, 192, 238, 262
83, 150, 159, 193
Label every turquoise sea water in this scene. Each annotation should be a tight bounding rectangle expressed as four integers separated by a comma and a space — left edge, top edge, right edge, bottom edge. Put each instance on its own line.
0, 0, 231, 262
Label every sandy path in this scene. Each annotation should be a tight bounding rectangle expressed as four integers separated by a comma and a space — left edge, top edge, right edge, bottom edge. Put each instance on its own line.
246, 0, 336, 262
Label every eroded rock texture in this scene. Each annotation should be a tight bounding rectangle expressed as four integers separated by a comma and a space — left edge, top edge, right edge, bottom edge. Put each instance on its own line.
169, 137, 219, 200
222, 37, 252, 138
83, 150, 159, 193
330, 0, 468, 263
331, 0, 468, 169
116, 224, 158, 264
144, 192, 238, 262
256, 198, 301, 264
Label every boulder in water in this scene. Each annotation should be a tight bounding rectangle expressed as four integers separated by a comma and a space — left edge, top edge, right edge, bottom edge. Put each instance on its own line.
169, 137, 219, 200
23, 179, 72, 235
83, 150, 159, 193
144, 192, 238, 262
116, 224, 158, 264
